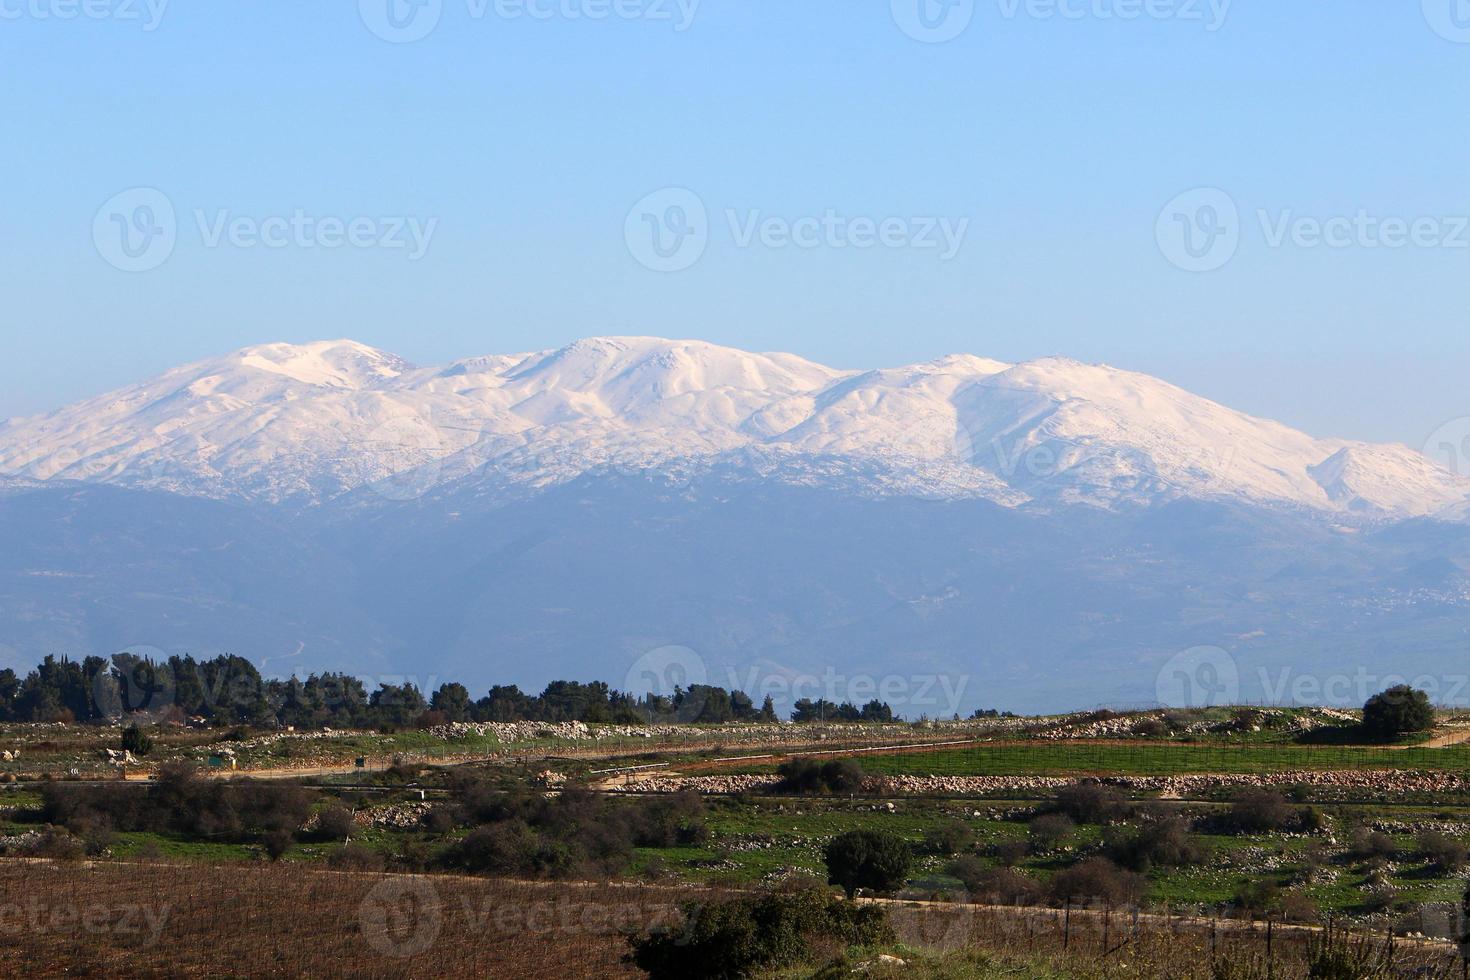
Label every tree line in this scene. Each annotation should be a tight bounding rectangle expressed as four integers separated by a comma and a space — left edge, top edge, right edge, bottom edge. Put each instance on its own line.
0, 653, 898, 728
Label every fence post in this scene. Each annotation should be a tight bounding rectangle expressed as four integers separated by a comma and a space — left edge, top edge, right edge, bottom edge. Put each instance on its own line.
1266, 916, 1273, 979
1064, 900, 1071, 951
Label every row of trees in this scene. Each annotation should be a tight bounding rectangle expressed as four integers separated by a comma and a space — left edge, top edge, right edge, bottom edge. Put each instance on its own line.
0, 654, 895, 729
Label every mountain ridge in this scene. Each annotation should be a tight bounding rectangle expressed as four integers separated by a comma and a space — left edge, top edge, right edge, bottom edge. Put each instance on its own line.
1, 336, 1465, 521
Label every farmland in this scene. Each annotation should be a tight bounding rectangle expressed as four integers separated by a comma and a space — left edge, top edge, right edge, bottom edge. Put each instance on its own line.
6, 704, 1470, 976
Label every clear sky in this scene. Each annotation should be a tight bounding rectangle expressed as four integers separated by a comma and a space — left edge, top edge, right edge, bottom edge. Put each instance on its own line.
2, 1, 1468, 452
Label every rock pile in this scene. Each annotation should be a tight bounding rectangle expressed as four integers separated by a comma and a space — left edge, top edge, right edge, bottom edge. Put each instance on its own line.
621, 768, 1470, 798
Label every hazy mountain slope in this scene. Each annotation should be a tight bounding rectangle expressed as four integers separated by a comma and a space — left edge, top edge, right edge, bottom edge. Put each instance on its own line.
1, 477, 1468, 712
2, 337, 1465, 519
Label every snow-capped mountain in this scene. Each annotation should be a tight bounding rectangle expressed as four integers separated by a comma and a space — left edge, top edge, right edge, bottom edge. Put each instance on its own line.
2, 337, 1465, 520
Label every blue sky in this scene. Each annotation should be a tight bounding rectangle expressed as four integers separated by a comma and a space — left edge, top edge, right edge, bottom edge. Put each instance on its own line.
2, 1, 1469, 451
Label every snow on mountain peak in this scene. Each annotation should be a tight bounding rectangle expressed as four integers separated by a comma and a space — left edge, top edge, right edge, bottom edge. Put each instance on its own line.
1, 336, 1466, 519
232, 339, 409, 388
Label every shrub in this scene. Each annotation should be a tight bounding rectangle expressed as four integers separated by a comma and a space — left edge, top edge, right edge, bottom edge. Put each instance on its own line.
261, 829, 294, 861
1231, 877, 1280, 915
1417, 831, 1467, 873
327, 843, 385, 871
1226, 789, 1292, 834
445, 820, 542, 876
923, 819, 975, 856
819, 760, 865, 794
1347, 827, 1397, 862
1279, 890, 1320, 924
120, 723, 152, 756
772, 758, 865, 795
316, 805, 355, 842
948, 857, 1042, 906
993, 839, 1030, 866
1027, 813, 1075, 852
25, 827, 86, 862
626, 889, 893, 980
1361, 685, 1434, 739
1360, 883, 1397, 913
1053, 782, 1129, 825
1047, 857, 1145, 908
1104, 815, 1201, 872
824, 829, 912, 899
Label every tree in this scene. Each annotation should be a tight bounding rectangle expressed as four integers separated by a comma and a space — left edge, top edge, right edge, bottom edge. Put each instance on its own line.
369, 683, 426, 727
1362, 685, 1434, 739
430, 683, 472, 722
824, 829, 912, 899
121, 723, 153, 756
758, 696, 778, 722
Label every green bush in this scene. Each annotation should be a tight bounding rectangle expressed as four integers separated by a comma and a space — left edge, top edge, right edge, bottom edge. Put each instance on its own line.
1361, 685, 1434, 739
923, 819, 975, 856
1104, 815, 1201, 871
772, 758, 865, 795
120, 723, 152, 756
824, 829, 912, 899
626, 889, 893, 980
1226, 788, 1293, 834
